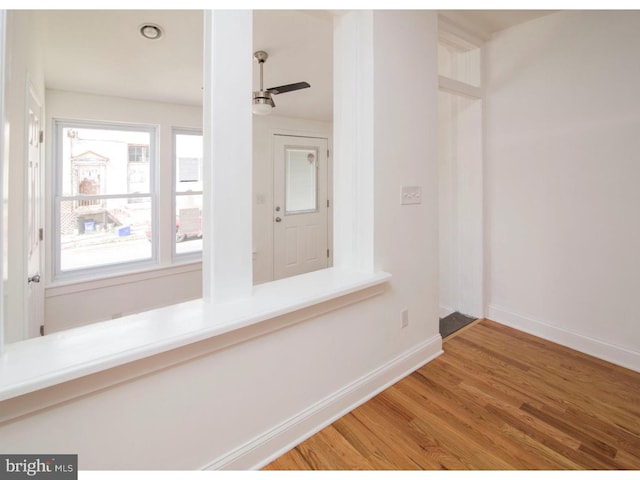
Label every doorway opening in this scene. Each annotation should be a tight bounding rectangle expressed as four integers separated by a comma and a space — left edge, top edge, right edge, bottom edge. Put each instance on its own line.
437, 25, 484, 332
438, 91, 483, 322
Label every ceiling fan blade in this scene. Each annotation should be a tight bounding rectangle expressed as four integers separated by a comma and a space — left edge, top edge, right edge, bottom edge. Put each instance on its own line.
267, 82, 310, 95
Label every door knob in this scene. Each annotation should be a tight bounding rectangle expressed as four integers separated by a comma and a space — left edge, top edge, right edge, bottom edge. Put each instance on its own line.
275, 217, 282, 222
28, 274, 41, 284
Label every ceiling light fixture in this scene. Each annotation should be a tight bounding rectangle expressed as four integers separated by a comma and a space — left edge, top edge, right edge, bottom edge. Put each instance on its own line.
139, 23, 163, 40
252, 50, 311, 116
252, 51, 274, 115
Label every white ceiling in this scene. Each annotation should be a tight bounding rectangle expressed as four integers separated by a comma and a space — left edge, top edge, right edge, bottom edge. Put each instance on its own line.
34, 10, 553, 123
441, 10, 555, 36
35, 9, 334, 122
36, 10, 205, 107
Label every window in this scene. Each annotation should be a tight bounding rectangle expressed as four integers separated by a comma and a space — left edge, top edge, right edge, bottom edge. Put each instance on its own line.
127, 144, 150, 203
128, 144, 149, 163
438, 31, 482, 87
53, 120, 157, 278
173, 129, 203, 258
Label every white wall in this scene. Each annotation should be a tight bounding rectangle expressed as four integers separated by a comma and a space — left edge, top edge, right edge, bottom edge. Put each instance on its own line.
0, 11, 441, 469
3, 11, 45, 343
44, 90, 203, 332
252, 115, 332, 284
486, 11, 640, 371
372, 10, 440, 343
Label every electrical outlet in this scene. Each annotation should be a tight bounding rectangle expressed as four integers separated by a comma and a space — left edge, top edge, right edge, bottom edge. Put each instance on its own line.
401, 309, 409, 328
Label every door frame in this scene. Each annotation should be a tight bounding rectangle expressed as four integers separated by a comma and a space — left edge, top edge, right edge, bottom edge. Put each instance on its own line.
24, 76, 45, 338
267, 129, 332, 282
437, 86, 484, 319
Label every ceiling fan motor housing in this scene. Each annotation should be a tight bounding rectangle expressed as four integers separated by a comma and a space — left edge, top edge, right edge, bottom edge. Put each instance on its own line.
253, 89, 275, 107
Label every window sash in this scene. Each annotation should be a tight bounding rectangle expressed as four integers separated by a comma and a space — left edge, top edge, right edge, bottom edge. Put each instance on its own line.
52, 119, 159, 281
173, 128, 203, 260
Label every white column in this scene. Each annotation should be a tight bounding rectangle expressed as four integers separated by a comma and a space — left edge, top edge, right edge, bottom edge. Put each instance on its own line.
332, 11, 375, 273
202, 11, 253, 303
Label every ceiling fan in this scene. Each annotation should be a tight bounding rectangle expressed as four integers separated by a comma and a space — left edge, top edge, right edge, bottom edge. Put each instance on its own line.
252, 50, 310, 115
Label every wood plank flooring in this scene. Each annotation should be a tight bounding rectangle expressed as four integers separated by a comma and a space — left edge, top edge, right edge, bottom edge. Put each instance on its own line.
264, 319, 640, 470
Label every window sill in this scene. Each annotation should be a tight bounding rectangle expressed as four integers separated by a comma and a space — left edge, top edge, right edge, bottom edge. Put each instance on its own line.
0, 268, 391, 402
46, 261, 202, 297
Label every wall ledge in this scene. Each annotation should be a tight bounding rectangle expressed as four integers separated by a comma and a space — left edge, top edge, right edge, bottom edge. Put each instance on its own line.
0, 268, 391, 404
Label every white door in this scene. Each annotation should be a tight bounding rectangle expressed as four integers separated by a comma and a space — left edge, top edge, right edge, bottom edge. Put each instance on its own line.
26, 83, 44, 337
273, 135, 329, 280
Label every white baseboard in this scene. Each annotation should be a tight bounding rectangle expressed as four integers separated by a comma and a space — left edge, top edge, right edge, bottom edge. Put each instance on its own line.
439, 306, 455, 318
488, 304, 640, 373
202, 334, 443, 470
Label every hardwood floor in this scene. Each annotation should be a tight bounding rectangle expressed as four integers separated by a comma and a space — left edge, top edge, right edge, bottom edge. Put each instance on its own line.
264, 320, 640, 470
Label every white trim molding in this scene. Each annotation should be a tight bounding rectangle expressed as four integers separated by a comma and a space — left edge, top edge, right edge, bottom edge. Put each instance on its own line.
488, 304, 640, 373
203, 334, 443, 470
438, 75, 483, 100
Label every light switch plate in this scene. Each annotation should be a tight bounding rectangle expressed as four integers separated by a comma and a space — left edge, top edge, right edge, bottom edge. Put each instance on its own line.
401, 186, 422, 205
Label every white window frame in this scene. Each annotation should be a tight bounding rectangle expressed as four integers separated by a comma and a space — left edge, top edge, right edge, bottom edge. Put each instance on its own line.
172, 127, 203, 262
51, 119, 159, 282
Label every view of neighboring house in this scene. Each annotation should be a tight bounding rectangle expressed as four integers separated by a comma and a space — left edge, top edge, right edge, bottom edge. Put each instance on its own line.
60, 126, 153, 271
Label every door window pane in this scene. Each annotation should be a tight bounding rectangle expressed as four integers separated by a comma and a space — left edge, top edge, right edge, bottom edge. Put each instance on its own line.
285, 147, 318, 214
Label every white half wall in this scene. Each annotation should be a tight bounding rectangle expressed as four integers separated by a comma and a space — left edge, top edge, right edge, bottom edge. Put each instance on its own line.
0, 10, 441, 470
485, 11, 640, 371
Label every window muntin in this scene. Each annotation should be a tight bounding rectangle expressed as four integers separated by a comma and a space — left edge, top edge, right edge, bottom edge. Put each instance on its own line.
173, 129, 203, 258
54, 121, 158, 278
